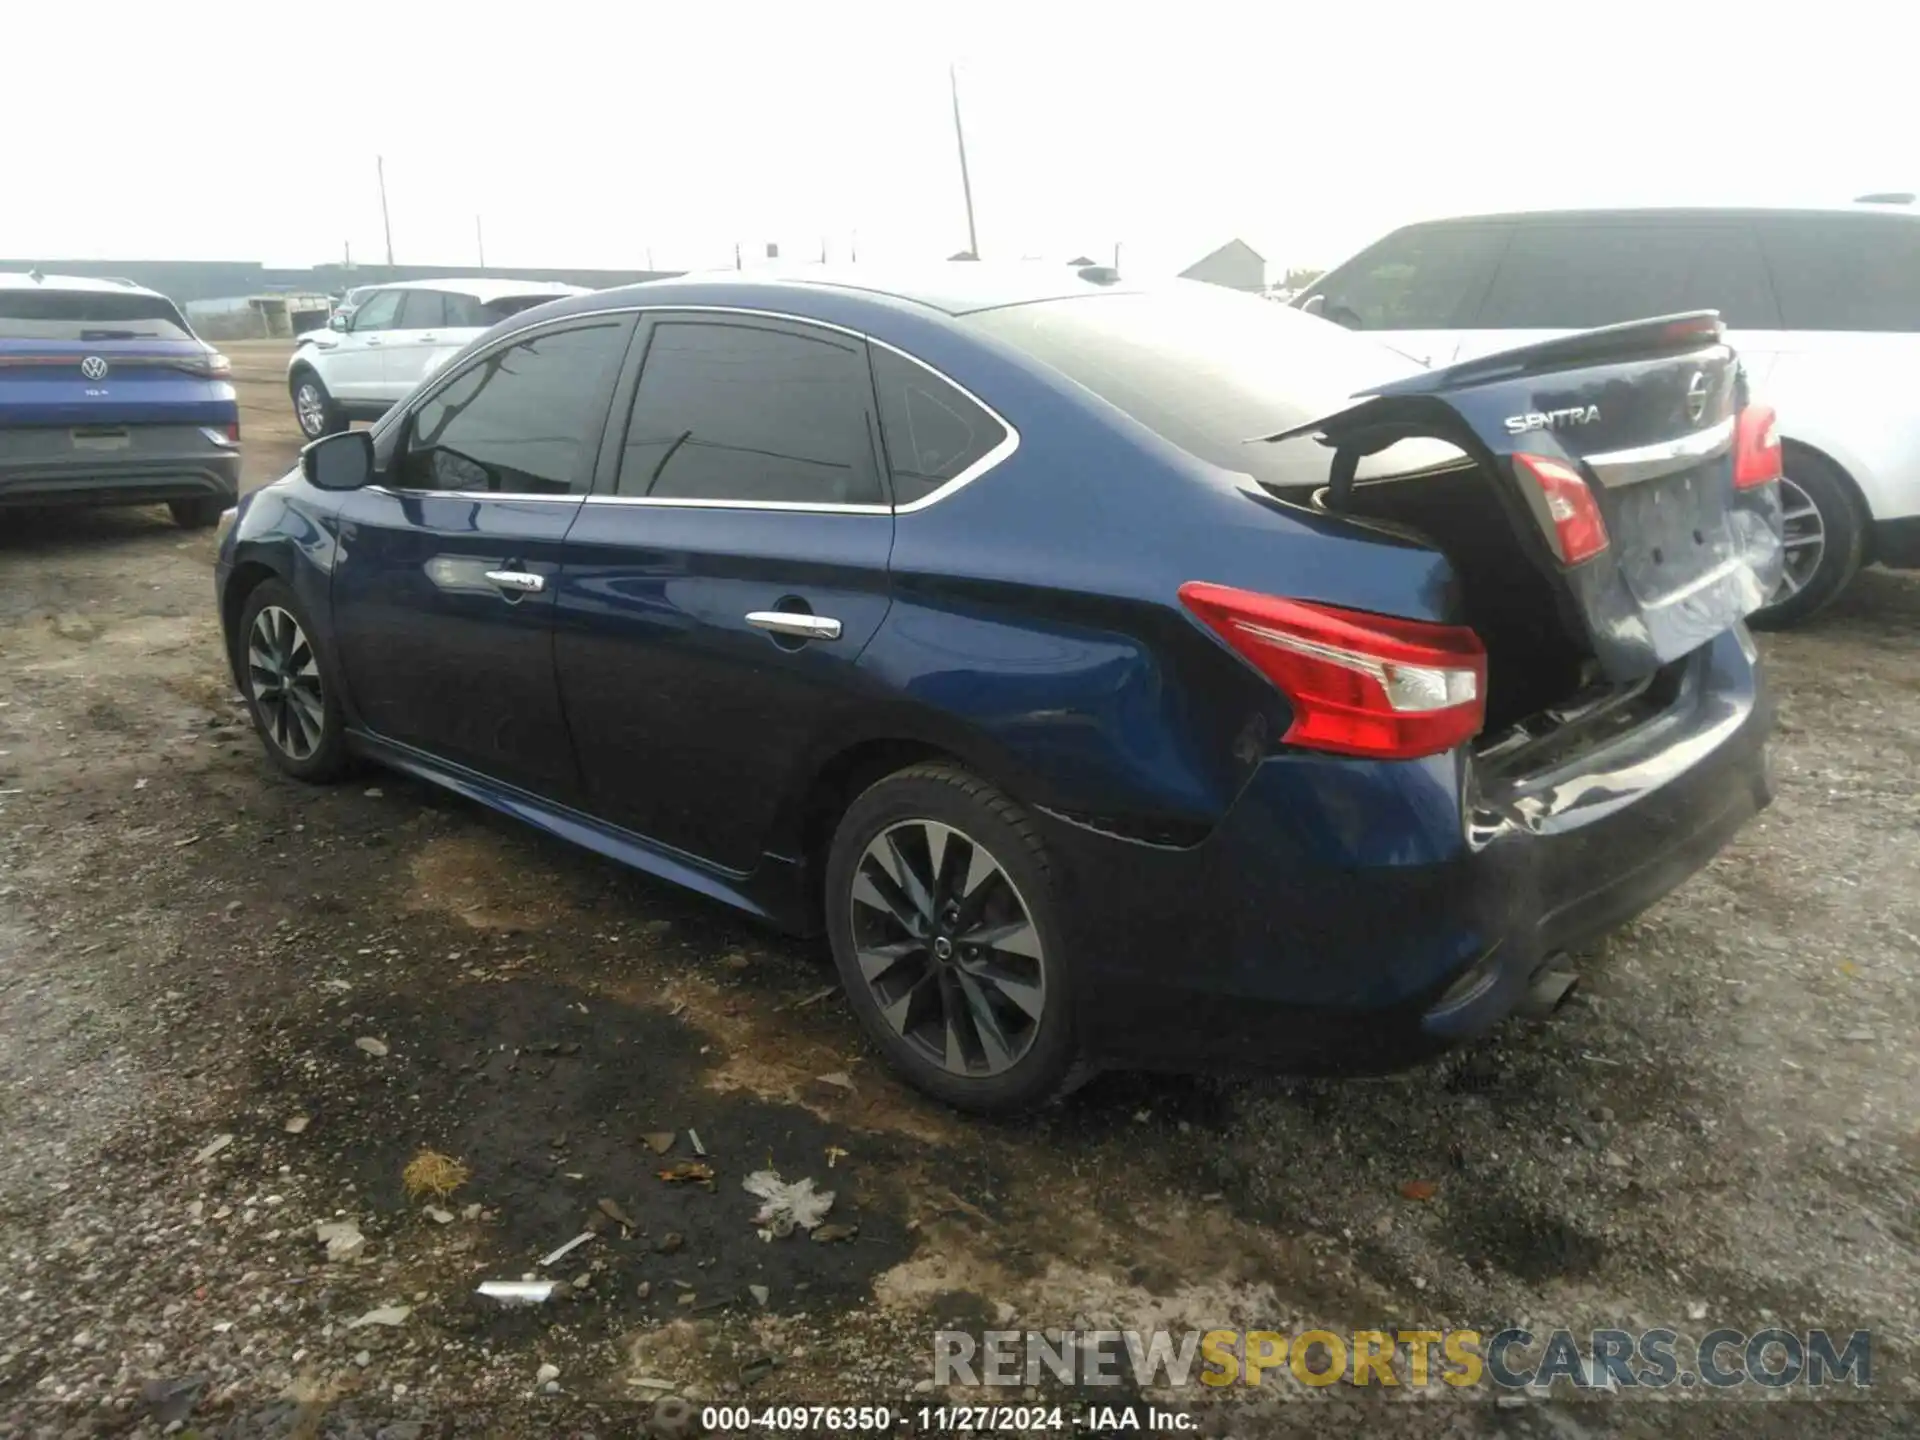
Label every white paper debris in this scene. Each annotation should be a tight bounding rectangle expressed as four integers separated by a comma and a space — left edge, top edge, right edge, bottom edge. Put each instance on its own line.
743, 1170, 834, 1240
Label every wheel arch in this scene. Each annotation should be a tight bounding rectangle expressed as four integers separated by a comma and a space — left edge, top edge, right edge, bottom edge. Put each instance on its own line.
220, 557, 288, 689
1780, 435, 1874, 561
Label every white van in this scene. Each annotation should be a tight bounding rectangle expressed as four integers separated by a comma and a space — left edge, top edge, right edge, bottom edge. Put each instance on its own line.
1296, 203, 1920, 624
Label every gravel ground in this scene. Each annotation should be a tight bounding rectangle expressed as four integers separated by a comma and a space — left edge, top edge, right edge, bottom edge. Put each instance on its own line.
1, 345, 1915, 1437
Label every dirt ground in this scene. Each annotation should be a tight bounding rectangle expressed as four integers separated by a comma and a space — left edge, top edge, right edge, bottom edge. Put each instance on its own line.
1, 342, 1915, 1438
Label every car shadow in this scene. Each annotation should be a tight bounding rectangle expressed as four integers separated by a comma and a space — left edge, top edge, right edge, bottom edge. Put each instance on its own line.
0, 504, 184, 553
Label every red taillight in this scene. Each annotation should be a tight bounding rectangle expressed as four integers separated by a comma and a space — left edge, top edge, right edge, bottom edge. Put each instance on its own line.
1733, 404, 1782, 490
226, 421, 241, 443
1513, 453, 1610, 564
1178, 583, 1486, 760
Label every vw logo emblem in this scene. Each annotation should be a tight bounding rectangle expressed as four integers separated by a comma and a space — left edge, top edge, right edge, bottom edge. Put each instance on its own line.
1684, 371, 1710, 425
80, 356, 109, 381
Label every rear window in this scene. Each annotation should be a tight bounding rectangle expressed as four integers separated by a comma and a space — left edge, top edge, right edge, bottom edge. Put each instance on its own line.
1310, 223, 1509, 331
1760, 215, 1920, 331
0, 289, 194, 342
965, 284, 1425, 490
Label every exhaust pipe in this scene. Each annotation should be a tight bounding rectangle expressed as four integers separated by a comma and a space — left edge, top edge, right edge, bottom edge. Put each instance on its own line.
1517, 954, 1580, 1020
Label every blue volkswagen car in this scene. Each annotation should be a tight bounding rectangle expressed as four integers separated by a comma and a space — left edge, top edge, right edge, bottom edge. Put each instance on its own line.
1, 273, 239, 527
216, 267, 1782, 1111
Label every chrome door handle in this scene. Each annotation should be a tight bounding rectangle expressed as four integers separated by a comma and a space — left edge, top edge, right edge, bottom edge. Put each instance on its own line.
746, 611, 842, 641
417, 334, 437, 342
365, 338, 382, 346
485, 569, 545, 594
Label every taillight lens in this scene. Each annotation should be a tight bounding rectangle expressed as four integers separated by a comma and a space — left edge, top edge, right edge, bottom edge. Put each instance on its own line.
1513, 454, 1610, 564
1733, 404, 1782, 489
226, 421, 241, 443
1178, 583, 1486, 760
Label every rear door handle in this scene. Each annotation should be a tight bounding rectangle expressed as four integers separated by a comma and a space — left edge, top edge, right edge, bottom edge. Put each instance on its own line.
417, 334, 437, 342
485, 569, 545, 594
365, 337, 383, 346
746, 611, 842, 641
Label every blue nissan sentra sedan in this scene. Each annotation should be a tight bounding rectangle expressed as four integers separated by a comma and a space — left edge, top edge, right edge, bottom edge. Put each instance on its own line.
216, 265, 1782, 1112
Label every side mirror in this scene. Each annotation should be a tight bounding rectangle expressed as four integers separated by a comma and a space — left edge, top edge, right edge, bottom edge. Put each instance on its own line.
302, 430, 374, 491
328, 312, 348, 332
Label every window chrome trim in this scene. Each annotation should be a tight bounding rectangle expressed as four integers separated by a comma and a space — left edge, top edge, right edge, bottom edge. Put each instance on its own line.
1583, 416, 1736, 488
367, 301, 1020, 514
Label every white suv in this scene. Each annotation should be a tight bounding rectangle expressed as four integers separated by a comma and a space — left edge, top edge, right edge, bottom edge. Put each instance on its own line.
287, 278, 586, 440
1296, 203, 1920, 625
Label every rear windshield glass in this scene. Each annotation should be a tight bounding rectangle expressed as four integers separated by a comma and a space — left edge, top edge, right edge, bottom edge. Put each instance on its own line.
965, 285, 1429, 490
0, 289, 194, 342
481, 295, 566, 323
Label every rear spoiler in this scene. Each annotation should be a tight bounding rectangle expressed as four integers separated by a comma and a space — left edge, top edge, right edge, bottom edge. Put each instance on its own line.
1259, 311, 1726, 445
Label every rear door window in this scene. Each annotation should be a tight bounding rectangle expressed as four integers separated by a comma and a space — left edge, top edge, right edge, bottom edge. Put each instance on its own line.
1475, 221, 1779, 329
1313, 224, 1509, 331
1760, 215, 1920, 331
0, 289, 194, 341
870, 347, 1009, 504
615, 319, 884, 506
397, 290, 448, 329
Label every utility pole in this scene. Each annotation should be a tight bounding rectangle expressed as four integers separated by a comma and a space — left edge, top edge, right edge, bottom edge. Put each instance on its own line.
1113, 241, 1122, 271
734, 241, 742, 270
475, 215, 486, 269
949, 64, 979, 259
376, 156, 395, 270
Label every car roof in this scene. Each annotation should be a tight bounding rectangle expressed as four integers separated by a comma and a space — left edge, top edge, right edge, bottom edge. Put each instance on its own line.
0, 271, 168, 298
363, 277, 590, 301
577, 263, 1153, 318
1399, 202, 1920, 228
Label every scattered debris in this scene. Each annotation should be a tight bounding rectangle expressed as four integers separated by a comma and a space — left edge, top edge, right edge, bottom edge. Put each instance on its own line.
315, 1220, 366, 1263
748, 1284, 770, 1307
139, 1375, 207, 1427
346, 1304, 412, 1329
815, 1071, 855, 1091
677, 1291, 697, 1308
740, 1355, 776, 1386
424, 1206, 455, 1225
354, 1035, 389, 1057
1842, 1027, 1876, 1042
636, 1281, 652, 1299
478, 1281, 558, 1306
629, 1376, 675, 1392
354, 1350, 372, 1369
536, 1363, 560, 1384
364, 787, 385, 798
824, 1145, 849, 1169
811, 1223, 859, 1244
539, 1231, 597, 1267
649, 1397, 699, 1439
1688, 1301, 1709, 1321
401, 1149, 470, 1200
688, 1129, 708, 1157
193, 1134, 234, 1165
462, 1202, 483, 1222
658, 1161, 714, 1186
598, 1197, 639, 1229
1400, 1179, 1439, 1201
655, 1231, 685, 1255
794, 985, 837, 1009
283, 1115, 310, 1135
643, 1131, 676, 1154
744, 1170, 835, 1239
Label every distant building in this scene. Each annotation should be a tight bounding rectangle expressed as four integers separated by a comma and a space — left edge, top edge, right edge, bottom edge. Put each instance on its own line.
1179, 239, 1266, 293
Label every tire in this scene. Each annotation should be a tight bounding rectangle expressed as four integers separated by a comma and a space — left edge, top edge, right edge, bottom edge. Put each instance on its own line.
823, 762, 1083, 1113
169, 497, 227, 529
1750, 445, 1866, 630
235, 578, 352, 783
290, 368, 346, 440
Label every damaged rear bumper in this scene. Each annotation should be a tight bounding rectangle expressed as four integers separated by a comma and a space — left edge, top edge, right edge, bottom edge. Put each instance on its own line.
1047, 625, 1772, 1073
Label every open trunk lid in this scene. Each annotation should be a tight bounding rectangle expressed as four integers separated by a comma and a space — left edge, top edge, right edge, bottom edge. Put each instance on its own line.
1263, 312, 1785, 683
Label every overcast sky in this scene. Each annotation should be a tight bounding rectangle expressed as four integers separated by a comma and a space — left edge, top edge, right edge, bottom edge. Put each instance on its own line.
7, 2, 1911, 279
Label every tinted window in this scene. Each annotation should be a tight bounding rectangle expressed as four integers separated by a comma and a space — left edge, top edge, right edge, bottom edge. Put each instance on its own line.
398, 321, 628, 495
871, 347, 1007, 504
352, 290, 402, 332
441, 293, 488, 328
1476, 222, 1778, 329
967, 284, 1426, 491
1313, 224, 1507, 330
0, 289, 193, 341
1761, 216, 1920, 331
617, 321, 882, 505
398, 290, 447, 329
